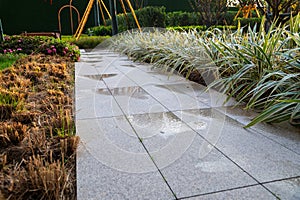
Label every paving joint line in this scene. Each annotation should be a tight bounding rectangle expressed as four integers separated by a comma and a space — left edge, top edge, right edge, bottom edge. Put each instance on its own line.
174, 108, 280, 199
214, 103, 300, 157
105, 59, 265, 199
177, 183, 269, 199
100, 67, 178, 200
259, 175, 300, 185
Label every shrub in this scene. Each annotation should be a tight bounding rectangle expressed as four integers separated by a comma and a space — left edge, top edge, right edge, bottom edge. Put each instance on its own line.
167, 25, 236, 32
166, 11, 199, 26
223, 11, 239, 25
0, 36, 80, 61
87, 26, 112, 36
62, 35, 110, 49
234, 17, 262, 28
106, 6, 166, 30
136, 6, 166, 27
167, 26, 206, 32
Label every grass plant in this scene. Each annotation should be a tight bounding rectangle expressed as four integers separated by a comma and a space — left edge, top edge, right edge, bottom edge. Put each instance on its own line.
110, 14, 300, 127
0, 54, 25, 70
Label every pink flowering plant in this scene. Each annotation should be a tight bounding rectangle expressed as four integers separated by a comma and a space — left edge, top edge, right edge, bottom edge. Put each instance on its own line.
0, 36, 80, 61
39, 38, 80, 61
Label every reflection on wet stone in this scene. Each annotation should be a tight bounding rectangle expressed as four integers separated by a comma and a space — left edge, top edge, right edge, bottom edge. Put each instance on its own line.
84, 74, 117, 80
107, 86, 149, 100
121, 64, 136, 68
127, 112, 191, 139
96, 88, 111, 95
80, 60, 103, 63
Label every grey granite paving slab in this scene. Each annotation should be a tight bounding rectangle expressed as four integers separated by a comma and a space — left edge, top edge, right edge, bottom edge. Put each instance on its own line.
79, 58, 104, 63
217, 106, 300, 155
114, 65, 141, 74
76, 117, 174, 199
76, 50, 300, 199
174, 108, 300, 183
143, 84, 209, 111
80, 54, 103, 59
109, 86, 168, 115
113, 62, 185, 85
94, 63, 122, 75
143, 135, 257, 198
133, 63, 156, 72
126, 112, 257, 198
183, 185, 276, 200
77, 117, 146, 156
75, 62, 99, 75
75, 89, 123, 119
102, 73, 138, 89
77, 146, 174, 200
76, 117, 161, 173
264, 177, 300, 200
147, 71, 187, 84
75, 75, 107, 91
157, 83, 237, 108
121, 68, 166, 85
215, 106, 258, 125
128, 112, 197, 161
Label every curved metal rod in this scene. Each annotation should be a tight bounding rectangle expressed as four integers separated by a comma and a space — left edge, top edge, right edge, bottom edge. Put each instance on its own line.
58, 5, 81, 35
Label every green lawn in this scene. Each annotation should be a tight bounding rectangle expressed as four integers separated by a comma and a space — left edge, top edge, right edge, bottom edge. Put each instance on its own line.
0, 54, 25, 70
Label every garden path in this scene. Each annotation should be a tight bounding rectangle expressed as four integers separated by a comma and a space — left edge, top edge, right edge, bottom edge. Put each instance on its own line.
75, 49, 300, 200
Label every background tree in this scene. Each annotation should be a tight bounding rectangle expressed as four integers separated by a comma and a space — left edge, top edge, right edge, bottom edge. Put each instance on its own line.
131, 0, 145, 9
264, 0, 299, 23
190, 0, 228, 28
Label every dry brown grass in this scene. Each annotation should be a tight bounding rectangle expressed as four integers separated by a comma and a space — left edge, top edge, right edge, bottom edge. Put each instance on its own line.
0, 55, 79, 200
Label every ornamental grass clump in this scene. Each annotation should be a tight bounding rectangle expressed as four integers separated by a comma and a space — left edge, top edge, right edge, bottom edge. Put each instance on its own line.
110, 29, 216, 85
209, 15, 300, 126
110, 14, 300, 127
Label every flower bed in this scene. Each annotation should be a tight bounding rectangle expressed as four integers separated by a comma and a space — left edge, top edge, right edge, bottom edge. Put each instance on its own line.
0, 36, 80, 62
0, 36, 80, 199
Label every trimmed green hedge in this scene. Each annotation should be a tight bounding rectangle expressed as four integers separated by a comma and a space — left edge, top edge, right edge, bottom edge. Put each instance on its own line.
62, 35, 110, 49
106, 6, 167, 31
87, 6, 261, 36
167, 25, 237, 32
166, 11, 199, 26
234, 17, 262, 28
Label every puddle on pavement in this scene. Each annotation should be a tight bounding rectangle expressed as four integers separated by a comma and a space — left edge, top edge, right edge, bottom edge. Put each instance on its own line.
127, 112, 191, 139
97, 86, 149, 99
155, 84, 190, 95
121, 64, 136, 68
84, 74, 117, 80
84, 55, 103, 58
96, 88, 111, 95
155, 83, 205, 95
120, 58, 129, 61
106, 55, 119, 57
80, 60, 103, 63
